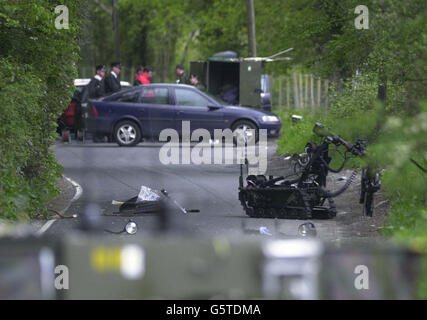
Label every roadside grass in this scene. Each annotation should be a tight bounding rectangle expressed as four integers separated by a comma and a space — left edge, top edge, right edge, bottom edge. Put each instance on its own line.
274, 108, 367, 169
275, 109, 322, 156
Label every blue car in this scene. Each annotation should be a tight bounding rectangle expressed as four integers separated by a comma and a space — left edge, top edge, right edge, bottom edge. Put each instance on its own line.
87, 84, 282, 146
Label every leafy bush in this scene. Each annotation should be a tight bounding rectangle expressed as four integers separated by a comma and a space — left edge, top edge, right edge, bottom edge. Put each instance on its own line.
371, 104, 426, 240
371, 104, 427, 298
275, 109, 321, 155
0, 1, 82, 221
276, 74, 382, 157
326, 75, 381, 142
0, 59, 57, 220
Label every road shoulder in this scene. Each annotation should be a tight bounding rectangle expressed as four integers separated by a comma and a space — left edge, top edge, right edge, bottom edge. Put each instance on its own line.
31, 175, 82, 235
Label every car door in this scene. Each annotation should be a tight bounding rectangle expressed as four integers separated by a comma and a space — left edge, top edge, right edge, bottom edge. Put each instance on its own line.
89, 89, 142, 134
239, 60, 262, 107
173, 88, 225, 136
140, 86, 175, 138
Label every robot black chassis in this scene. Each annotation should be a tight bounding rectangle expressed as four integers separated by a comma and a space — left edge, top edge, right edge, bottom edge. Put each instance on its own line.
238, 123, 381, 220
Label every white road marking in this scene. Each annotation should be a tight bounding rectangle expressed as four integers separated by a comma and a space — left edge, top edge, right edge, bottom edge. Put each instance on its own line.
64, 175, 83, 202
35, 220, 56, 237
36, 175, 82, 237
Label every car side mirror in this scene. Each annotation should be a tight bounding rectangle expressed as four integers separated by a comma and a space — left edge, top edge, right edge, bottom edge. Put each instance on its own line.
208, 105, 221, 111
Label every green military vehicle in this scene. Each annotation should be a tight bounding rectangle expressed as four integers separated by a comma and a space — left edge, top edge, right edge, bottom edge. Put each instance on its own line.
190, 51, 291, 112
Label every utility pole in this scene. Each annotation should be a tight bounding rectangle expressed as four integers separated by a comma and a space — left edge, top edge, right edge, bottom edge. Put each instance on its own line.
246, 0, 257, 57
112, 0, 120, 60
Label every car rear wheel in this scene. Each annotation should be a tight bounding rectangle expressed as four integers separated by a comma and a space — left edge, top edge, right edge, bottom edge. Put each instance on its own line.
232, 120, 258, 145
114, 120, 141, 147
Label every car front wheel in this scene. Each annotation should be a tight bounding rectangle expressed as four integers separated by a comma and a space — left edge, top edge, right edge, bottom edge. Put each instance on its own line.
232, 120, 259, 145
114, 120, 141, 147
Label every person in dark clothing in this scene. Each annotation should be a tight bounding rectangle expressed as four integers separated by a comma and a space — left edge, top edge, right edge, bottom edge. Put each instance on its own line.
80, 65, 109, 143
76, 64, 106, 137
133, 66, 143, 86
189, 73, 205, 91
104, 62, 122, 94
175, 64, 189, 84
80, 64, 106, 103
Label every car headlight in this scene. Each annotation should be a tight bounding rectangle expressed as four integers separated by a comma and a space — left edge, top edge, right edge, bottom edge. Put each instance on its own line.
262, 115, 280, 123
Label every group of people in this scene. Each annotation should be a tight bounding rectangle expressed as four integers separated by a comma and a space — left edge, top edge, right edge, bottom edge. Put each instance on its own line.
76, 62, 123, 142
134, 63, 205, 90
81, 62, 123, 103
81, 62, 205, 103
133, 66, 153, 86
175, 64, 205, 91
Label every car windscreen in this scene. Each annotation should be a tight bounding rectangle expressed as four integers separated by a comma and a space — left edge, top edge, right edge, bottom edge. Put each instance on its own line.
201, 90, 227, 105
175, 88, 212, 107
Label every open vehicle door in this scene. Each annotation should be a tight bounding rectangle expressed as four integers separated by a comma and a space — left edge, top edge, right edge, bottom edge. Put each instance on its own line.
239, 60, 262, 107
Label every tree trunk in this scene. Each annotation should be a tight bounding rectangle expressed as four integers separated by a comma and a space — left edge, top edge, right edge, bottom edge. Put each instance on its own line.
112, 0, 120, 60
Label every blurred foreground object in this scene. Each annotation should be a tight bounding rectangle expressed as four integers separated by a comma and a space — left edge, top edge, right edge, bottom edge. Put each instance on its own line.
0, 235, 420, 300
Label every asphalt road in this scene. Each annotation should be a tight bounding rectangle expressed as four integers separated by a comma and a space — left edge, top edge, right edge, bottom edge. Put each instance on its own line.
43, 140, 384, 241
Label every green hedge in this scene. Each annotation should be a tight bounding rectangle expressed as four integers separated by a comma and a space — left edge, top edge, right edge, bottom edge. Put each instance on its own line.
0, 1, 82, 221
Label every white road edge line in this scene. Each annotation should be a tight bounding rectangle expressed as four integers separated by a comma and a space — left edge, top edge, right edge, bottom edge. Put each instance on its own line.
35, 175, 82, 237
64, 175, 83, 202
35, 219, 56, 236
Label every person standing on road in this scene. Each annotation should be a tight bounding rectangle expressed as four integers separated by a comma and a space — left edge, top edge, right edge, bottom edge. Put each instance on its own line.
175, 64, 189, 84
79, 65, 107, 143
81, 64, 106, 103
104, 62, 122, 94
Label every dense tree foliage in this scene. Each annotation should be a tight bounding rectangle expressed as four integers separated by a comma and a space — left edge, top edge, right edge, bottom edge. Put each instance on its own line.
0, 0, 82, 220
81, 1, 425, 105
